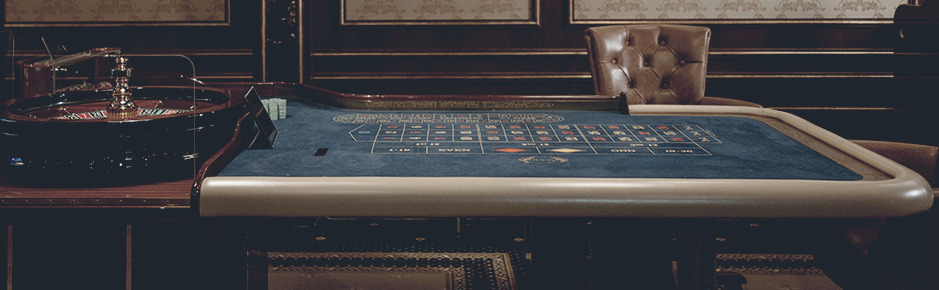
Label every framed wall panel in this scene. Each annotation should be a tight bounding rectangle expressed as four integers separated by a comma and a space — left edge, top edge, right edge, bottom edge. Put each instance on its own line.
569, 0, 912, 25
4, 0, 230, 27
341, 0, 540, 26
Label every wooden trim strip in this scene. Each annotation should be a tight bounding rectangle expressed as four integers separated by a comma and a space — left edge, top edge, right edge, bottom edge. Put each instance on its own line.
3, 22, 231, 28
261, 0, 268, 82
125, 225, 132, 290
312, 49, 587, 57
568, 19, 893, 25
8, 72, 892, 82
708, 73, 893, 79
298, 0, 305, 84
5, 48, 892, 59
312, 73, 591, 80
44, 74, 254, 81
9, 49, 254, 58
311, 72, 893, 80
5, 225, 11, 290
709, 49, 893, 55
310, 48, 893, 57
198, 74, 255, 80
769, 107, 900, 111
0, 205, 190, 209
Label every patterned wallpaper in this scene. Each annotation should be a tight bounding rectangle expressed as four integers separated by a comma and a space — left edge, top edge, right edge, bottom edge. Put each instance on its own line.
572, 0, 910, 21
5, 0, 228, 25
344, 0, 534, 23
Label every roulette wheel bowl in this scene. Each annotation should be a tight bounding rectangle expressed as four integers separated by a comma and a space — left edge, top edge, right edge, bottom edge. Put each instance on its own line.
0, 86, 244, 185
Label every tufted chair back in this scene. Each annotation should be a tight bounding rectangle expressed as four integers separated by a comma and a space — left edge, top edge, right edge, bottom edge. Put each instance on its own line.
585, 24, 711, 105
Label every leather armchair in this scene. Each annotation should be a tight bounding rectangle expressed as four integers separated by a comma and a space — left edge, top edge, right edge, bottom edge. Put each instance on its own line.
854, 140, 937, 186
814, 140, 939, 289
584, 24, 760, 107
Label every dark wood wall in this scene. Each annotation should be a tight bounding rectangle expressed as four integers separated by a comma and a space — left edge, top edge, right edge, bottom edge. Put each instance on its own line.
302, 0, 936, 145
0, 1, 936, 289
1, 1, 261, 87
1, 2, 260, 289
2, 0, 936, 146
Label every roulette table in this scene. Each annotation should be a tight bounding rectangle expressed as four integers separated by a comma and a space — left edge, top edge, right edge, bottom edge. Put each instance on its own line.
196, 87, 931, 219
9, 75, 927, 287
192, 85, 932, 289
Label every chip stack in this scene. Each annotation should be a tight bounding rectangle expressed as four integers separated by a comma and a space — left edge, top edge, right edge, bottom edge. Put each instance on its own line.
260, 98, 287, 120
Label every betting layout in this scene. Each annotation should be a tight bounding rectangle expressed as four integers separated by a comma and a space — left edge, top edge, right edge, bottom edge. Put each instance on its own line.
336, 113, 721, 155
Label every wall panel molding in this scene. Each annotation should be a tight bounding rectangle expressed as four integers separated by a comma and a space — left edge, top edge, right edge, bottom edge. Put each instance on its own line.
4, 0, 230, 27
709, 48, 893, 55
310, 72, 893, 81
309, 48, 893, 57
341, 0, 540, 26
308, 47, 896, 82
312, 49, 588, 57
569, 0, 911, 25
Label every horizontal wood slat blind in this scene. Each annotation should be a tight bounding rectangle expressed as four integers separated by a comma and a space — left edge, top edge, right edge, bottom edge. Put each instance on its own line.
304, 0, 933, 144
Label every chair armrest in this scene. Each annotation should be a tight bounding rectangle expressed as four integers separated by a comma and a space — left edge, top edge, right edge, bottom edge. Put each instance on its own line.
851, 140, 938, 186
698, 96, 762, 108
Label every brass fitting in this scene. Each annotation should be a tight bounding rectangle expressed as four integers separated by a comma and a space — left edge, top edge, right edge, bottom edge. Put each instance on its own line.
107, 57, 138, 119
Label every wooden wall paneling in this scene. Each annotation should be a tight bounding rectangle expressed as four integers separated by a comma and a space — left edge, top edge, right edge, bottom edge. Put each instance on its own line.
302, 0, 933, 145
0, 2, 264, 289
895, 1, 939, 79
263, 0, 302, 83
1, 30, 10, 102
3, 1, 931, 135
306, 0, 590, 95
892, 0, 939, 146
318, 78, 592, 96
707, 49, 894, 76
0, 209, 203, 290
707, 25, 899, 49
309, 49, 592, 94
780, 109, 935, 145
310, 50, 588, 73
304, 1, 905, 95
2, 0, 262, 93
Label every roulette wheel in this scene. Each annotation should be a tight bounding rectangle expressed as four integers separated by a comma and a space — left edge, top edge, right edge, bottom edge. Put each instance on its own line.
0, 51, 244, 184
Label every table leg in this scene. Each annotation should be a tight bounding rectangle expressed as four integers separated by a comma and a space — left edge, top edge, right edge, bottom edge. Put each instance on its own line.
530, 218, 586, 290
676, 220, 716, 290
207, 218, 250, 290
4, 225, 10, 290
588, 218, 676, 289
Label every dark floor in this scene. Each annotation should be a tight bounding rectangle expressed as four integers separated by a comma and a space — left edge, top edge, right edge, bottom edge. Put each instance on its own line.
231, 217, 849, 290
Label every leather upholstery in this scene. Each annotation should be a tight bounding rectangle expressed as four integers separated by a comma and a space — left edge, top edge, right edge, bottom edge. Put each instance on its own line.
814, 140, 939, 289
853, 140, 938, 187
584, 24, 760, 107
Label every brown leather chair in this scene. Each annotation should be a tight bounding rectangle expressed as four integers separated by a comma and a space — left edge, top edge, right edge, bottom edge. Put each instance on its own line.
813, 140, 939, 289
853, 140, 937, 186
584, 24, 760, 107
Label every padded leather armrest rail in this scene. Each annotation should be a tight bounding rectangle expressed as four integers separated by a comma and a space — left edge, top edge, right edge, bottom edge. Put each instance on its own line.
698, 96, 762, 108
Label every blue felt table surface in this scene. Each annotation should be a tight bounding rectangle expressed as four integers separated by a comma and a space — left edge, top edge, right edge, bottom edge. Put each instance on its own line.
216, 99, 861, 181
